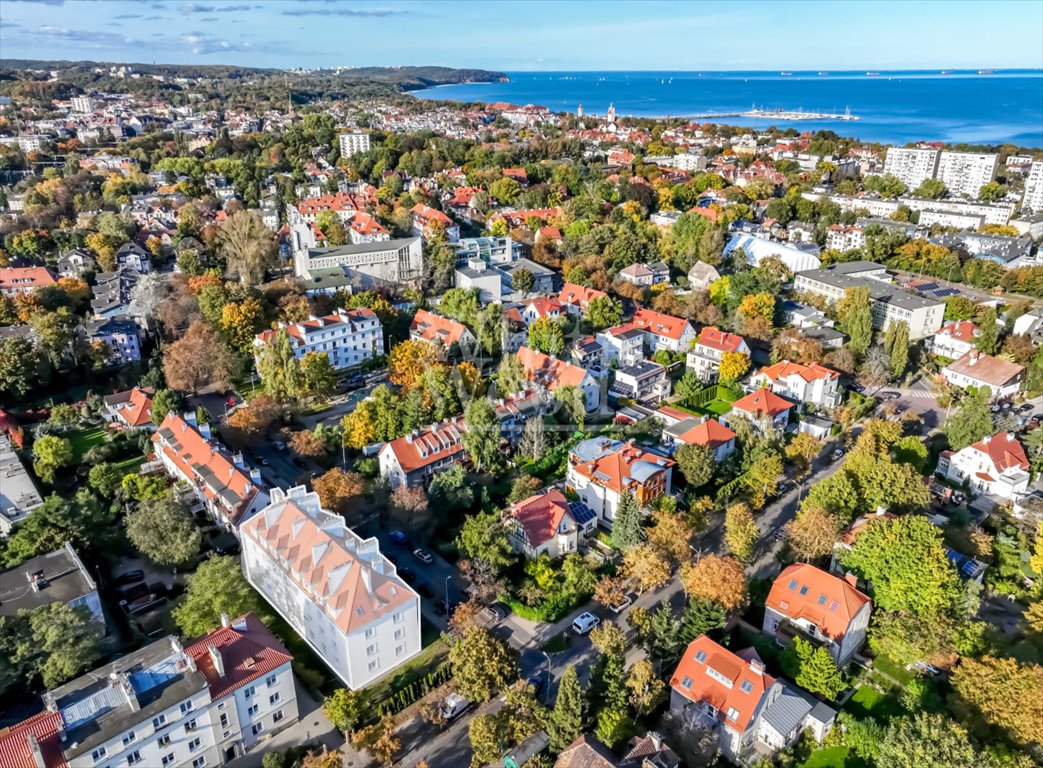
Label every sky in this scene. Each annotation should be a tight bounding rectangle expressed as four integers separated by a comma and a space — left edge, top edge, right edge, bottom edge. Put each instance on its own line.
1, 0, 1042, 72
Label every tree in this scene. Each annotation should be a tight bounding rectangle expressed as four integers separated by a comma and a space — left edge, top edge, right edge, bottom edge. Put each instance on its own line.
150, 389, 180, 424
289, 429, 326, 457
785, 506, 841, 561
226, 393, 280, 438
467, 713, 508, 768
883, 321, 910, 379
512, 267, 534, 295
0, 336, 39, 398
593, 575, 628, 609
914, 178, 947, 199
490, 176, 522, 204
724, 502, 758, 561
611, 491, 644, 551
125, 495, 202, 566
24, 602, 101, 687
785, 432, 822, 479
554, 385, 586, 428
718, 351, 750, 383
457, 510, 515, 571
527, 317, 566, 356
586, 295, 622, 330
680, 555, 746, 611
839, 286, 873, 356
300, 352, 336, 400
518, 416, 547, 462
641, 603, 684, 663
877, 713, 977, 768
621, 543, 671, 592
173, 556, 261, 636
548, 664, 586, 752
646, 509, 693, 565
737, 292, 775, 324
257, 327, 305, 403
674, 370, 703, 407
974, 307, 999, 354
626, 659, 665, 716
946, 386, 993, 450
388, 338, 436, 390
674, 443, 713, 488
449, 626, 518, 703
790, 637, 846, 699
323, 688, 365, 736
32, 435, 72, 484
216, 210, 277, 284
950, 655, 1043, 748
429, 463, 474, 510
462, 397, 501, 471
680, 598, 727, 643
386, 485, 431, 539
354, 714, 399, 767
165, 321, 235, 393
87, 462, 126, 499
312, 469, 364, 514
31, 307, 78, 367
220, 297, 266, 353
842, 516, 961, 616
497, 354, 527, 396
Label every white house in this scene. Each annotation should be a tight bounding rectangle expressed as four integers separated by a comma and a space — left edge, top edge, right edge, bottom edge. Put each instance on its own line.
379, 417, 467, 489
936, 432, 1031, 500
566, 437, 674, 527
596, 323, 646, 368
721, 389, 795, 434
85, 316, 142, 366
518, 296, 564, 327
240, 486, 422, 690
941, 351, 1025, 400
503, 489, 597, 560
930, 320, 980, 360
409, 308, 476, 354
517, 346, 601, 413
687, 261, 721, 291
631, 307, 697, 355
662, 416, 737, 462
254, 308, 383, 372
610, 361, 671, 403
618, 262, 669, 287
558, 283, 609, 317
687, 327, 750, 381
747, 360, 842, 409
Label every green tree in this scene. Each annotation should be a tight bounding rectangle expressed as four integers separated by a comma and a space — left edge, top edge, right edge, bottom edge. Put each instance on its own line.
87, 462, 126, 499
611, 491, 644, 551
840, 286, 873, 356
216, 209, 277, 285
674, 370, 702, 407
32, 435, 73, 484
0, 336, 39, 398
497, 354, 526, 396
641, 602, 683, 663
449, 626, 518, 703
125, 494, 202, 567
946, 386, 993, 450
791, 637, 846, 699
150, 389, 181, 424
679, 597, 727, 642
512, 268, 535, 295
3, 492, 116, 566
490, 176, 522, 205
257, 327, 305, 403
626, 659, 665, 717
877, 713, 977, 768
457, 509, 515, 571
300, 352, 336, 400
548, 664, 586, 752
884, 321, 909, 379
461, 397, 502, 471
977, 182, 1006, 203
429, 463, 474, 510
974, 307, 999, 354
25, 603, 102, 687
585, 295, 622, 330
527, 317, 566, 356
173, 556, 262, 636
674, 443, 713, 488
724, 502, 758, 561
323, 688, 366, 736
553, 385, 586, 428
913, 179, 947, 199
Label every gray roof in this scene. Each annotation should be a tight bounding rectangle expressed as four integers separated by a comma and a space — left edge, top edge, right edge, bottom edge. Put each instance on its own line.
617, 361, 667, 381
302, 236, 419, 261
85, 316, 140, 337
802, 415, 835, 430
761, 685, 813, 738
798, 264, 942, 311
0, 543, 95, 617
501, 257, 554, 276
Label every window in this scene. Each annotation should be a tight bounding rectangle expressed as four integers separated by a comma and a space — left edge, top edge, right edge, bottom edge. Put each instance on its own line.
192, 759, 207, 768
396, 644, 405, 657
180, 700, 194, 715
367, 644, 377, 656
158, 735, 171, 748
829, 600, 841, 612
681, 676, 693, 689
368, 659, 379, 672
799, 585, 809, 596
122, 731, 136, 747
740, 680, 754, 694
244, 685, 256, 698
364, 627, 375, 639
92, 747, 108, 763
219, 713, 229, 728
817, 594, 828, 606
189, 738, 201, 752
270, 692, 281, 705
394, 628, 404, 641
694, 650, 708, 663
252, 723, 264, 736
726, 707, 740, 721
217, 702, 226, 710
185, 718, 197, 733
126, 751, 142, 766
393, 612, 404, 624
273, 710, 284, 723
152, 714, 166, 730
161, 755, 175, 768
248, 704, 259, 717
265, 673, 278, 688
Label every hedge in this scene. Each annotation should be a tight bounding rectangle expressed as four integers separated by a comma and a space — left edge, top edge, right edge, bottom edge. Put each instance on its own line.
375, 662, 453, 718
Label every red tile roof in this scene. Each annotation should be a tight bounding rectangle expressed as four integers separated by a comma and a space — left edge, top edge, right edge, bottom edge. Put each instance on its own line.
522, 296, 563, 317
517, 346, 590, 390
115, 387, 154, 427
731, 389, 794, 418
558, 283, 607, 311
411, 203, 453, 226
936, 320, 979, 343
186, 613, 294, 700
944, 351, 1025, 388
255, 308, 377, 346
753, 360, 839, 384
297, 192, 362, 215
676, 417, 736, 450
0, 711, 65, 768
570, 438, 674, 496
382, 417, 466, 475
410, 309, 472, 347
0, 266, 57, 292
766, 564, 870, 642
631, 308, 692, 341
505, 488, 573, 548
346, 212, 387, 237
696, 326, 746, 353
968, 432, 1029, 473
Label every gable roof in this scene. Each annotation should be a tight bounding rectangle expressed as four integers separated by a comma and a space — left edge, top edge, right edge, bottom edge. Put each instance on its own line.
936, 319, 979, 343
411, 203, 454, 226
696, 326, 746, 353
631, 308, 691, 341
555, 735, 618, 768
731, 389, 794, 418
517, 346, 591, 390
522, 295, 563, 317
381, 417, 466, 475
766, 563, 871, 642
114, 386, 153, 427
753, 360, 840, 384
967, 432, 1030, 473
944, 351, 1025, 387
569, 437, 674, 496
0, 266, 57, 291
255, 308, 378, 346
186, 612, 294, 700
0, 711, 65, 768
558, 282, 607, 310
410, 308, 472, 347
505, 488, 583, 548
676, 417, 736, 450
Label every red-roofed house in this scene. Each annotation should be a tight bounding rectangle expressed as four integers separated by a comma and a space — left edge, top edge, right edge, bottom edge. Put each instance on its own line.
668, 417, 737, 462
0, 711, 64, 768
410, 203, 460, 242
763, 564, 872, 666
930, 319, 980, 360
631, 308, 696, 354
410, 308, 476, 352
254, 308, 383, 371
748, 360, 842, 409
520, 295, 564, 326
688, 327, 750, 381
517, 346, 601, 412
0, 266, 57, 296
102, 386, 155, 430
566, 437, 674, 526
558, 283, 608, 317
502, 167, 528, 184
937, 431, 1031, 500
942, 351, 1025, 400
723, 389, 795, 433
503, 488, 597, 559
379, 417, 467, 489
345, 211, 389, 243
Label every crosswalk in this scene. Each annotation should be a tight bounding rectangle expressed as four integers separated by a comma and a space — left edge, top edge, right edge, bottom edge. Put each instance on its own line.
903, 390, 939, 400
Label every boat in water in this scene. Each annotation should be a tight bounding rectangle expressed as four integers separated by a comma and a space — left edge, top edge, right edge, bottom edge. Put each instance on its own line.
866, 71, 880, 76
978, 69, 995, 75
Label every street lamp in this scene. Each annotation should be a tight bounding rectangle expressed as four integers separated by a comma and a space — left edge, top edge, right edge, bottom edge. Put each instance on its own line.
541, 651, 552, 705
444, 575, 452, 616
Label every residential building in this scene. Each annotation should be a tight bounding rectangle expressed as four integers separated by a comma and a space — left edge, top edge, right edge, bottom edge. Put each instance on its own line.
517, 346, 601, 412
115, 242, 152, 273
152, 412, 269, 531
917, 209, 985, 230
596, 323, 646, 368
618, 262, 669, 287
722, 389, 795, 434
747, 360, 842, 409
825, 224, 865, 251
1023, 160, 1043, 213
292, 237, 424, 291
570, 336, 605, 378
554, 736, 618, 768
780, 300, 833, 330
409, 308, 476, 353
503, 488, 597, 559
936, 150, 998, 198
936, 432, 1030, 500
687, 327, 750, 381
618, 733, 681, 768
793, 261, 944, 340
723, 233, 822, 274
0, 434, 43, 535
85, 316, 142, 365
379, 417, 466, 489
1013, 309, 1043, 340
410, 204, 460, 242
687, 261, 721, 291
663, 416, 737, 462
455, 256, 504, 301
610, 361, 671, 404
338, 131, 371, 158
763, 564, 871, 667
500, 258, 556, 295
57, 248, 97, 278
941, 351, 1025, 400
882, 147, 940, 189
90, 270, 141, 319
669, 635, 835, 764
0, 543, 104, 628
240, 486, 422, 689
454, 236, 522, 265
566, 437, 674, 526
519, 295, 564, 326
558, 282, 608, 317
254, 308, 383, 371
0, 266, 57, 296
631, 307, 696, 354
904, 196, 1014, 225
102, 387, 155, 430
930, 319, 980, 359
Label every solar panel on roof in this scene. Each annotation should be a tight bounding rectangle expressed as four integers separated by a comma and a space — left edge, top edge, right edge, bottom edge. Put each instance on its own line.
934, 288, 959, 297
916, 282, 939, 291
567, 501, 596, 525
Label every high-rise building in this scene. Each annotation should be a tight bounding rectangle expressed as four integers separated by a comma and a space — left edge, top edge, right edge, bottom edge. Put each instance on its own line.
1023, 161, 1043, 213
882, 147, 940, 190
936, 151, 998, 198
338, 132, 371, 158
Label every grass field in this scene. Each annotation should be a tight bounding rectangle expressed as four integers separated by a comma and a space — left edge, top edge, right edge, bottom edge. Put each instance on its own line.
111, 454, 146, 475
800, 746, 868, 768
68, 426, 107, 460
844, 685, 906, 721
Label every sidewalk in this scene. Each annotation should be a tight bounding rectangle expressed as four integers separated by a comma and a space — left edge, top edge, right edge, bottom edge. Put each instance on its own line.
228, 684, 343, 768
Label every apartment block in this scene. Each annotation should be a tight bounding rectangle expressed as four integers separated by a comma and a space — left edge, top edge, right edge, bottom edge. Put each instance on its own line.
1023, 161, 1043, 213
254, 308, 383, 371
936, 151, 998, 198
882, 147, 939, 189
338, 132, 371, 158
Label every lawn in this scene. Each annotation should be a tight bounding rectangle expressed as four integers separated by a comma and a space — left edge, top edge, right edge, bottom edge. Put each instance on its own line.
800, 746, 869, 768
67, 426, 107, 460
843, 685, 906, 721
869, 655, 916, 690
702, 398, 735, 416
111, 454, 146, 475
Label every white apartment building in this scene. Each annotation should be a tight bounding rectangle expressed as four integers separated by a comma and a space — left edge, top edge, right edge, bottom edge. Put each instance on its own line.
937, 432, 1030, 501
917, 209, 985, 230
254, 308, 383, 371
0, 434, 43, 535
882, 147, 939, 189
338, 132, 371, 158
747, 360, 842, 409
806, 192, 1014, 226
1023, 161, 1043, 214
936, 151, 998, 198
240, 486, 422, 690
825, 225, 865, 251
292, 237, 425, 289
71, 95, 95, 113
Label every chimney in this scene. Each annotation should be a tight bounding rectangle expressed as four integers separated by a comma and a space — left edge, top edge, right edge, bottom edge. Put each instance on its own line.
749, 659, 766, 676
250, 467, 262, 484
874, 506, 887, 516
199, 422, 212, 440
983, 435, 992, 444
209, 644, 226, 678
968, 352, 979, 366
184, 410, 198, 426
232, 615, 248, 632
220, 612, 230, 628
27, 734, 46, 768
233, 452, 246, 469
844, 572, 859, 587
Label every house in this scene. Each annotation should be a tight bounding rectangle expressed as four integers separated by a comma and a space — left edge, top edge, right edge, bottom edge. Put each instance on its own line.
558, 282, 608, 317
517, 346, 601, 412
241, 487, 421, 690
1012, 309, 1043, 340
763, 563, 872, 667
618, 261, 669, 287
936, 432, 1030, 500
687, 261, 721, 291
102, 386, 154, 430
379, 417, 466, 489
115, 241, 152, 273
254, 308, 383, 372
566, 437, 674, 526
519, 295, 564, 327
503, 488, 597, 559
799, 414, 834, 441
409, 308, 476, 353
670, 635, 835, 764
570, 336, 605, 378
501, 258, 557, 295
722, 389, 795, 434
930, 320, 980, 360
780, 300, 833, 330
90, 270, 139, 318
0, 543, 105, 629
410, 203, 460, 242
555, 736, 618, 768
85, 316, 142, 365
0, 434, 43, 535
610, 361, 671, 404
687, 327, 750, 382
663, 416, 737, 462
0, 266, 57, 296
631, 308, 696, 354
747, 360, 842, 409
596, 323, 646, 368
57, 248, 97, 278
618, 733, 681, 768
152, 412, 269, 531
941, 351, 1025, 400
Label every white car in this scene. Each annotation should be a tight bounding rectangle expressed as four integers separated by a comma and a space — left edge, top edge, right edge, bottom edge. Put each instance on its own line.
572, 612, 600, 635
439, 692, 470, 721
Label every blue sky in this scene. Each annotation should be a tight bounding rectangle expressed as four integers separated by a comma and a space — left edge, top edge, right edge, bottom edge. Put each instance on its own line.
1, 0, 1042, 71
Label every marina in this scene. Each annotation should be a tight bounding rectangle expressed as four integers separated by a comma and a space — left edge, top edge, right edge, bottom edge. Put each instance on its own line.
690, 104, 860, 121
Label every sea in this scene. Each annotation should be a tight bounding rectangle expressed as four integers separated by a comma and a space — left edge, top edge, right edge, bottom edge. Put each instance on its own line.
413, 70, 1043, 148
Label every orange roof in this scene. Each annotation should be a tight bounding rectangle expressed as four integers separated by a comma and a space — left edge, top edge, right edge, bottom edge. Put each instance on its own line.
936, 319, 979, 343
754, 360, 839, 384
116, 386, 153, 427
517, 346, 590, 390
696, 326, 746, 353
0, 711, 65, 768
382, 417, 466, 474
968, 432, 1029, 473
944, 351, 1025, 387
0, 266, 57, 291
256, 308, 377, 346
503, 167, 528, 181
240, 493, 416, 633
539, 225, 562, 240
766, 563, 871, 642
411, 203, 453, 226
505, 488, 572, 548
631, 307, 692, 341
732, 389, 794, 418
570, 438, 674, 496
676, 417, 736, 450
346, 211, 387, 236
186, 612, 294, 700
297, 191, 361, 214
670, 635, 775, 733
522, 296, 563, 317
558, 282, 607, 310
410, 308, 472, 347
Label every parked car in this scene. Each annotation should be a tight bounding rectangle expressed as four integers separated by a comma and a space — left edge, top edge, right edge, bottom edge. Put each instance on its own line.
273, 440, 286, 451
119, 582, 150, 602
526, 673, 544, 695
416, 583, 435, 599
114, 569, 145, 585
413, 548, 434, 564
291, 457, 307, 468
572, 612, 600, 635
481, 603, 508, 624
1019, 403, 1035, 413
390, 530, 409, 545
832, 448, 844, 461
608, 596, 632, 615
439, 693, 470, 721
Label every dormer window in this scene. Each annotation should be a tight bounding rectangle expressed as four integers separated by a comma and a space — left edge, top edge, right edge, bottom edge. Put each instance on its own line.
726, 707, 740, 721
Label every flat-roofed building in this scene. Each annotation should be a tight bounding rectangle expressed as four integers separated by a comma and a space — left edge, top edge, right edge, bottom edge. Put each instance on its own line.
0, 543, 104, 629
0, 434, 43, 535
